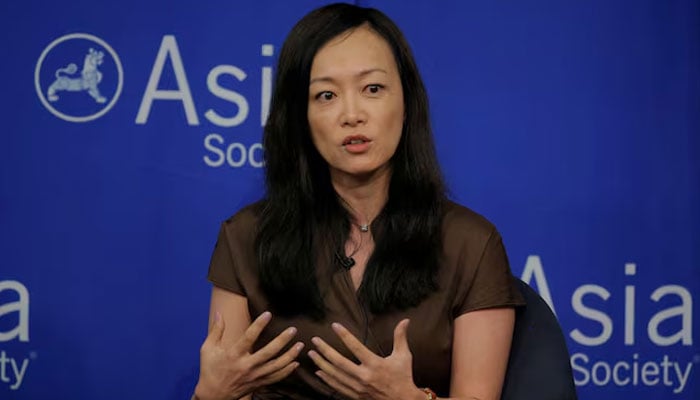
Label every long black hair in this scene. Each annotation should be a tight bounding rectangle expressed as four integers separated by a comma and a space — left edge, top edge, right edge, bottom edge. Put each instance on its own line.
257, 3, 446, 319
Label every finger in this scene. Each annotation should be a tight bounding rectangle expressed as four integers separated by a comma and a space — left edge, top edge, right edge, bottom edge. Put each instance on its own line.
331, 323, 377, 364
308, 349, 363, 393
252, 360, 300, 387
248, 326, 298, 366
315, 370, 360, 400
236, 311, 272, 351
391, 319, 411, 355
251, 341, 305, 380
311, 336, 363, 378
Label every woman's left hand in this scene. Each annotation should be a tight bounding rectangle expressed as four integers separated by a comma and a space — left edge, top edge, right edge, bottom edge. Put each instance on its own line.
307, 319, 425, 400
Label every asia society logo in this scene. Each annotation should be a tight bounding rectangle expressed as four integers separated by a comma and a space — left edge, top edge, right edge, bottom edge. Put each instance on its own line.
34, 33, 124, 123
34, 33, 268, 167
0, 280, 31, 391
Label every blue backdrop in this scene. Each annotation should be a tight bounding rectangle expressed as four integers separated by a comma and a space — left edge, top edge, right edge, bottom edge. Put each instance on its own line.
1, 0, 698, 399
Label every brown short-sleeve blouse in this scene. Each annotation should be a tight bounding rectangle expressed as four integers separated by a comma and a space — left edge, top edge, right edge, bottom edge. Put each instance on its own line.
207, 200, 524, 399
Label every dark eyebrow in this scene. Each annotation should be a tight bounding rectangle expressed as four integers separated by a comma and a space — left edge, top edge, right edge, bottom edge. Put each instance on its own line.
309, 68, 388, 85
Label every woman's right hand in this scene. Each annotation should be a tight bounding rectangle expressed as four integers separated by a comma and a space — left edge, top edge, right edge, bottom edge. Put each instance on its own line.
194, 311, 304, 400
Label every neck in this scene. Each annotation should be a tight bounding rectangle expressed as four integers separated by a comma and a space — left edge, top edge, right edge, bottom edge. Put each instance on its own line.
330, 165, 391, 226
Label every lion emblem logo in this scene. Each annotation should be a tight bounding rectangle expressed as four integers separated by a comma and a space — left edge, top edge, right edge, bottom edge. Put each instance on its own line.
35, 33, 123, 123
47, 48, 107, 104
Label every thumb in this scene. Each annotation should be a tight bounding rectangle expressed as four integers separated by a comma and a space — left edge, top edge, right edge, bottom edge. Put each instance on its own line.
392, 319, 411, 355
207, 311, 225, 344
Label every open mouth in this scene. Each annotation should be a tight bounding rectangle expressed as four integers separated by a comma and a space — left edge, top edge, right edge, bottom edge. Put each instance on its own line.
342, 135, 371, 146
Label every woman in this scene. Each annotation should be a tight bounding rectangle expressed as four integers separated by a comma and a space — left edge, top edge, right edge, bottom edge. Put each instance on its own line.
194, 3, 524, 400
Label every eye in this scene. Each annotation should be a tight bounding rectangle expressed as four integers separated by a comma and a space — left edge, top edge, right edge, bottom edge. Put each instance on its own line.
314, 91, 335, 101
365, 84, 385, 95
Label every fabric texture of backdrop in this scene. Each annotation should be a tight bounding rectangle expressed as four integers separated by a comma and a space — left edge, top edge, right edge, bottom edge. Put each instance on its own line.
0, 0, 698, 398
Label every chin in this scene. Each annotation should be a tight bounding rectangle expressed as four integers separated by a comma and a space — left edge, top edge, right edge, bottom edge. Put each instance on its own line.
343, 164, 389, 178
330, 159, 391, 180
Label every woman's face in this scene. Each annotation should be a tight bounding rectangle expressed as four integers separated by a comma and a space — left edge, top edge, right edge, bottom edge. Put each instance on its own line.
307, 25, 404, 181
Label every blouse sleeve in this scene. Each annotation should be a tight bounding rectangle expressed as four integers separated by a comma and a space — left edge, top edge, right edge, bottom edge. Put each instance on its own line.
207, 224, 247, 297
454, 228, 524, 316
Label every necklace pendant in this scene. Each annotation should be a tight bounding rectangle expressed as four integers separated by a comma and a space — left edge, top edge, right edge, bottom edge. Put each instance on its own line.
359, 224, 369, 232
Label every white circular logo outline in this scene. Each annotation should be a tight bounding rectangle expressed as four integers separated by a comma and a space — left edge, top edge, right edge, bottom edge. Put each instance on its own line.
34, 33, 124, 123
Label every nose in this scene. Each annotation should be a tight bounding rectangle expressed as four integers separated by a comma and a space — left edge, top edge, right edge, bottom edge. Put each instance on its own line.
340, 95, 366, 127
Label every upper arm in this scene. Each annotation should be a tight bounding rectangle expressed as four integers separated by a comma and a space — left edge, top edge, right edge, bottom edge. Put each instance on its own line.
207, 285, 253, 400
450, 307, 515, 400
209, 285, 252, 342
